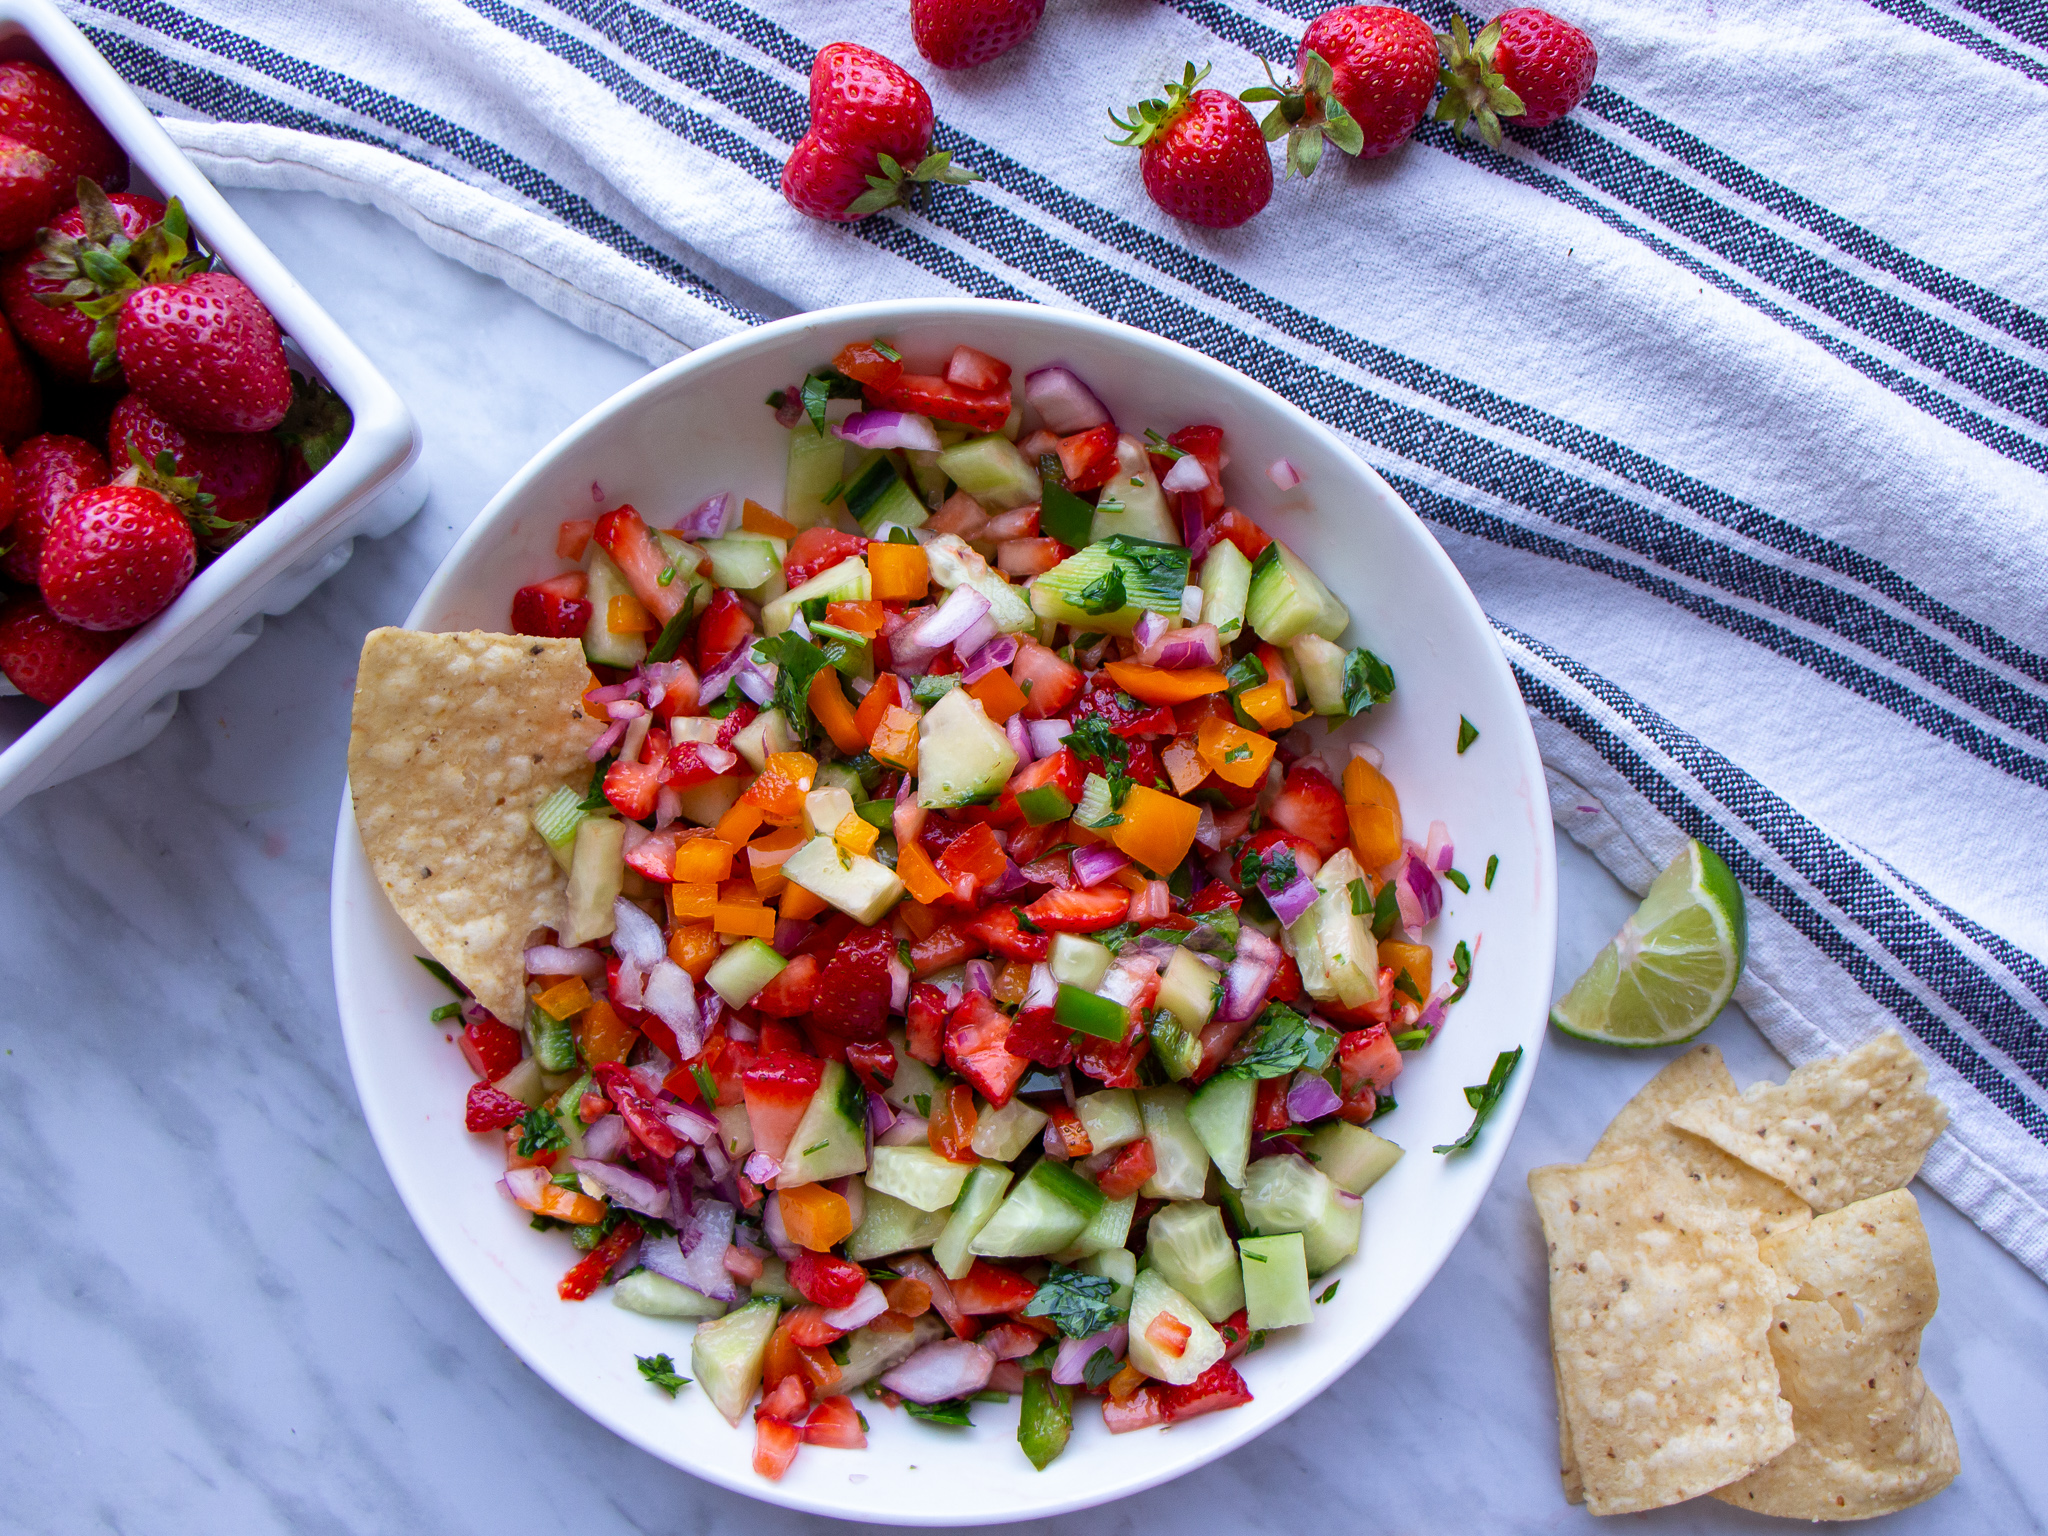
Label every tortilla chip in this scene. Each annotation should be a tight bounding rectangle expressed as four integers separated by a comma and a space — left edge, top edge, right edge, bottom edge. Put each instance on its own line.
349, 628, 599, 1024
1531, 1153, 1795, 1515
1712, 1190, 1959, 1520
1668, 1032, 1947, 1212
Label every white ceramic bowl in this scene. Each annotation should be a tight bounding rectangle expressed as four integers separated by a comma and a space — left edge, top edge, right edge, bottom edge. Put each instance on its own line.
330, 298, 1556, 1524
0, 0, 424, 818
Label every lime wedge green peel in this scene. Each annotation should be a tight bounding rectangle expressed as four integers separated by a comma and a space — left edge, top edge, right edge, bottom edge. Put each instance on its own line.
1551, 840, 1747, 1047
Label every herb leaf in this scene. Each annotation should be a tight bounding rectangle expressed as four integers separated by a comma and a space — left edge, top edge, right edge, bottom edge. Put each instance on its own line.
799, 369, 863, 432
905, 1397, 975, 1427
1082, 1347, 1122, 1389
1484, 854, 1499, 890
751, 631, 832, 742
1075, 565, 1127, 616
1340, 647, 1395, 715
1224, 1005, 1338, 1080
1021, 1263, 1122, 1339
416, 955, 465, 996
1432, 1046, 1523, 1154
1061, 717, 1129, 777
1448, 939, 1473, 1004
1444, 867, 1469, 894
1370, 880, 1401, 940
1456, 716, 1480, 754
637, 1352, 691, 1397
515, 1108, 569, 1158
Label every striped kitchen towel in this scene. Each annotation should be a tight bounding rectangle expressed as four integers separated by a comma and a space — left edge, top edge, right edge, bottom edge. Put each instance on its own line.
58, 0, 2048, 1279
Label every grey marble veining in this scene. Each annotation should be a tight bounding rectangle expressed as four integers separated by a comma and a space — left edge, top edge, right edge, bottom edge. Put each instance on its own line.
1, 188, 2042, 1535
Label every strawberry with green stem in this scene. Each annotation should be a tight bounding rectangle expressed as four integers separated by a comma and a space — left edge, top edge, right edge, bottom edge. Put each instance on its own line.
1110, 63, 1273, 229
1243, 6, 1440, 175
1436, 10, 1597, 147
1240, 52, 1366, 180
782, 43, 979, 222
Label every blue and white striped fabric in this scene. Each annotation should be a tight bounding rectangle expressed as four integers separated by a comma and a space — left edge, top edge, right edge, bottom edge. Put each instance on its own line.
60, 0, 2048, 1278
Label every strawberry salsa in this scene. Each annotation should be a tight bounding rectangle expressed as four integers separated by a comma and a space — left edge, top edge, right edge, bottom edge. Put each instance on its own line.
463, 339, 1476, 1480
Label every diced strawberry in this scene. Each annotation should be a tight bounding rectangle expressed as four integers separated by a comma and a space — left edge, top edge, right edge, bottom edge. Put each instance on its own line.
1165, 424, 1226, 516
943, 344, 1011, 393
464, 1081, 527, 1132
812, 924, 896, 1040
593, 505, 688, 623
798, 912, 859, 962
1096, 1136, 1157, 1199
557, 518, 595, 560
714, 700, 759, 749
950, 1259, 1038, 1315
622, 825, 680, 883
662, 740, 738, 787
742, 1050, 825, 1161
510, 572, 591, 638
979, 1320, 1044, 1360
1193, 1014, 1256, 1083
866, 372, 1010, 432
1038, 1099, 1090, 1157
966, 904, 1051, 962
1160, 1362, 1252, 1422
997, 537, 1065, 578
834, 340, 904, 387
789, 1250, 869, 1309
1254, 1076, 1292, 1131
1018, 850, 1075, 889
785, 1304, 848, 1349
753, 1415, 801, 1480
1269, 762, 1349, 859
1338, 1084, 1380, 1125
905, 982, 950, 1066
1011, 640, 1083, 719
1189, 882, 1242, 916
593, 1062, 685, 1159
459, 1017, 523, 1081
1339, 1023, 1403, 1096
945, 992, 1029, 1106
1072, 1010, 1150, 1089
1268, 953, 1304, 1005
1217, 1308, 1252, 1361
1208, 507, 1271, 562
1056, 423, 1120, 492
1102, 1386, 1168, 1432
559, 1219, 640, 1301
753, 953, 820, 1017
1231, 828, 1323, 888
1146, 1311, 1192, 1360
1022, 885, 1131, 933
910, 921, 985, 977
844, 1037, 897, 1092
603, 758, 662, 820
695, 587, 754, 673
801, 1394, 868, 1449
760, 1020, 809, 1056
785, 526, 867, 588
992, 747, 1085, 825
936, 822, 1007, 904
1002, 1004, 1073, 1067
1071, 672, 1175, 738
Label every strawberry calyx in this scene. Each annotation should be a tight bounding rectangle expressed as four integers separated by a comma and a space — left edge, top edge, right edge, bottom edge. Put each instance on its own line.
26, 178, 211, 381
843, 150, 980, 220
1433, 15, 1527, 151
274, 370, 353, 476
1240, 51, 1365, 180
1107, 61, 1213, 149
113, 439, 236, 546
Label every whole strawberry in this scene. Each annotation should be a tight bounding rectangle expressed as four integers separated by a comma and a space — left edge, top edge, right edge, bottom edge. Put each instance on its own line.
1, 432, 107, 583
0, 61, 125, 192
108, 393, 280, 525
119, 271, 291, 434
1247, 6, 1437, 174
0, 308, 37, 448
1436, 9, 1596, 145
912, 0, 1045, 70
782, 42, 977, 221
2, 190, 162, 381
39, 482, 196, 631
1112, 64, 1273, 229
0, 594, 125, 704
0, 136, 64, 249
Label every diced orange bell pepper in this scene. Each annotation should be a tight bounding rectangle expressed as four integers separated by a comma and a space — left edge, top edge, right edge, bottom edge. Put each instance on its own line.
1237, 679, 1294, 732
779, 879, 830, 921
720, 877, 765, 906
715, 902, 777, 939
533, 976, 592, 1020
995, 961, 1032, 1004
607, 592, 654, 634
854, 673, 902, 744
742, 751, 819, 825
895, 841, 952, 906
716, 799, 765, 846
1379, 938, 1432, 1001
966, 668, 1028, 723
667, 922, 720, 978
1161, 733, 1208, 796
1108, 784, 1202, 876
507, 1177, 606, 1225
671, 836, 736, 884
1343, 756, 1403, 871
896, 898, 940, 940
825, 600, 886, 637
1196, 716, 1278, 788
668, 882, 717, 923
743, 499, 798, 538
867, 540, 930, 601
1102, 660, 1228, 706
834, 811, 880, 857
871, 706, 920, 772
575, 997, 639, 1065
777, 1181, 854, 1248
749, 825, 805, 900
808, 668, 867, 755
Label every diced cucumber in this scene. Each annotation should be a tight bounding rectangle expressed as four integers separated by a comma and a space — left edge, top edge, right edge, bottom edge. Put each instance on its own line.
528, 1001, 576, 1073
1048, 934, 1114, 991
1054, 1191, 1136, 1260
1302, 1189, 1363, 1275
1148, 1013, 1200, 1081
934, 1162, 1013, 1279
1308, 848, 1377, 1009
691, 1296, 779, 1424
1072, 773, 1118, 830
730, 707, 798, 771
706, 936, 786, 1008
1145, 1201, 1245, 1323
531, 784, 585, 872
1126, 1268, 1224, 1386
824, 1313, 948, 1396
906, 447, 949, 509
1239, 1153, 1337, 1240
971, 1097, 1049, 1162
1090, 435, 1179, 545
776, 1059, 870, 1188
784, 420, 847, 528
850, 464, 928, 535
671, 775, 743, 827
1029, 536, 1191, 636
1245, 539, 1350, 644
813, 761, 869, 802
750, 1254, 798, 1301
883, 1036, 943, 1115
1187, 1073, 1257, 1189
971, 1158, 1105, 1258
763, 556, 870, 635
715, 1101, 754, 1160
1078, 1246, 1137, 1313
702, 534, 782, 593
1239, 1232, 1313, 1329
1304, 1120, 1404, 1195
495, 1056, 547, 1109
845, 1186, 953, 1260
917, 686, 1018, 808
1138, 1086, 1211, 1200
581, 547, 647, 669
564, 817, 625, 945
1290, 633, 1349, 716
865, 1145, 975, 1211
1198, 540, 1252, 642
1073, 1088, 1143, 1153
1156, 948, 1219, 1032
924, 534, 1036, 634
937, 433, 1037, 510
802, 786, 857, 840
652, 532, 715, 627
780, 836, 906, 924
613, 1267, 727, 1320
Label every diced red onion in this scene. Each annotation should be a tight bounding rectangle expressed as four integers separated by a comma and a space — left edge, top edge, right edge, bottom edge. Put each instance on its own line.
1026, 718, 1070, 757
879, 1113, 930, 1146
1180, 585, 1203, 624
1416, 987, 1449, 1041
1130, 880, 1171, 923
698, 1132, 730, 1183
644, 963, 704, 1057
1138, 622, 1221, 670
653, 784, 683, 830
612, 956, 645, 1010
1396, 850, 1442, 930
698, 642, 773, 708
586, 718, 626, 761
674, 491, 732, 538
742, 1150, 779, 1185
985, 859, 1031, 901
1178, 491, 1212, 560
1052, 1325, 1128, 1385
1132, 610, 1170, 651
773, 917, 816, 957
760, 1194, 799, 1261
675, 1199, 741, 1300
1193, 805, 1221, 852
724, 1243, 765, 1283
824, 1281, 891, 1331
893, 774, 926, 849
1006, 712, 1033, 765
868, 1094, 898, 1136
882, 1339, 996, 1403
611, 898, 666, 967
951, 613, 998, 667
961, 632, 1019, 682
900, 585, 991, 655
1349, 741, 1384, 768
837, 409, 941, 452
1219, 927, 1281, 1022
569, 1157, 672, 1219
734, 667, 774, 707
1265, 868, 1320, 927
1071, 843, 1130, 888
605, 698, 647, 721
1160, 454, 1210, 494
1101, 958, 1153, 1008
1023, 365, 1110, 434
889, 952, 911, 1013
1268, 457, 1302, 489
1286, 1071, 1342, 1123
661, 1097, 718, 1148
964, 958, 997, 997
890, 1253, 967, 1337
1024, 963, 1058, 1010
500, 1168, 546, 1208
585, 679, 636, 706
525, 943, 603, 978
581, 1113, 630, 1163
1425, 819, 1454, 874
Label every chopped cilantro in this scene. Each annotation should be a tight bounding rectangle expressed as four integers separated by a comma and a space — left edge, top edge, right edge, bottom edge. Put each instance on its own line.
1370, 880, 1401, 940
1456, 716, 1480, 754
1392, 1029, 1431, 1050
1444, 868, 1469, 894
515, 1108, 568, 1159
870, 339, 902, 361
1448, 939, 1473, 1004
1082, 1347, 1122, 1389
1223, 1005, 1338, 1079
1223, 743, 1251, 763
1317, 1281, 1340, 1304
913, 1093, 932, 1117
1014, 908, 1045, 935
1392, 968, 1424, 1004
904, 1398, 975, 1427
1347, 877, 1369, 916
692, 1065, 719, 1106
1433, 1046, 1523, 1154
1340, 646, 1395, 715
802, 1139, 829, 1157
1075, 566, 1127, 615
1061, 717, 1129, 776
1021, 1264, 1121, 1339
751, 631, 833, 741
646, 606, 691, 663
577, 758, 615, 810
637, 1353, 691, 1397
799, 369, 863, 432
1484, 854, 1498, 890
1242, 1247, 1267, 1262
1143, 428, 1186, 460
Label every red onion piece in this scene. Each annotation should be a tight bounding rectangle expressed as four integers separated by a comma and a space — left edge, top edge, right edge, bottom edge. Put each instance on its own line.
500, 1168, 546, 1208
868, 1094, 898, 1136
661, 1098, 718, 1148
605, 698, 645, 722
611, 898, 666, 967
1265, 868, 1320, 927
761, 1193, 799, 1261
1285, 1071, 1342, 1123
1071, 843, 1131, 888
1052, 1325, 1128, 1385
569, 1157, 672, 1219
1180, 585, 1203, 624
581, 1113, 629, 1163
1023, 365, 1110, 434
964, 958, 997, 997
1138, 622, 1221, 670
669, 1199, 741, 1300
1425, 819, 1454, 874
646, 965, 704, 1058
1349, 741, 1384, 768
1006, 711, 1033, 765
889, 952, 911, 1013
837, 409, 941, 452
879, 1113, 930, 1146
1132, 610, 1170, 651
952, 613, 998, 666
1024, 963, 1058, 1011
1268, 457, 1302, 489
1218, 927, 1281, 1022
1416, 987, 1449, 1041
891, 1253, 968, 1337
893, 772, 926, 850
1193, 805, 1221, 852
1160, 454, 1210, 493
901, 585, 991, 654
586, 718, 626, 762
734, 667, 774, 707
772, 917, 816, 957
1396, 850, 1442, 930
653, 784, 682, 830
742, 1149, 779, 1184
698, 642, 773, 709
585, 679, 636, 706
1129, 880, 1171, 923
961, 632, 1020, 682
882, 1339, 996, 1402
612, 956, 645, 1010
1026, 718, 1070, 757
1178, 490, 1212, 560
525, 943, 604, 977
824, 1281, 891, 1331
674, 492, 733, 538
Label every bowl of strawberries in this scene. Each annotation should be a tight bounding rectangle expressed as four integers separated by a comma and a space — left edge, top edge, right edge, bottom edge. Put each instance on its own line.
0, 0, 423, 818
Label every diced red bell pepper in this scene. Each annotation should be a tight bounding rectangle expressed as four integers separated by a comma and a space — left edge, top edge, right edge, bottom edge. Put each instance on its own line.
1267, 953, 1304, 1005
784, 526, 868, 589
753, 1414, 801, 1480
844, 1037, 897, 1093
965, 904, 1051, 962
944, 992, 1029, 1106
464, 1080, 528, 1132
866, 372, 1010, 432
1056, 423, 1120, 492
1095, 1136, 1157, 1199
905, 982, 949, 1066
813, 924, 897, 1041
801, 1394, 868, 1449
753, 953, 820, 1017
559, 1218, 640, 1301
1188, 881, 1242, 916
910, 921, 985, 978
1001, 1004, 1072, 1067
1011, 639, 1083, 719
696, 587, 754, 673
742, 1050, 825, 1162
1043, 1098, 1092, 1156
603, 758, 663, 820
460, 1017, 523, 1081
1072, 1010, 1150, 1089
510, 572, 592, 639
1160, 1362, 1253, 1422
789, 1250, 869, 1309
949, 1259, 1038, 1315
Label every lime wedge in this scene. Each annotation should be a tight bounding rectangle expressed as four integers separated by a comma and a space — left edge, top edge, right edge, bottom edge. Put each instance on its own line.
1551, 840, 1747, 1047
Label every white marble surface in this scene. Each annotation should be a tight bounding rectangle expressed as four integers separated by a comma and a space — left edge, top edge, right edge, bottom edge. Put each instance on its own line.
3, 188, 2044, 1535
